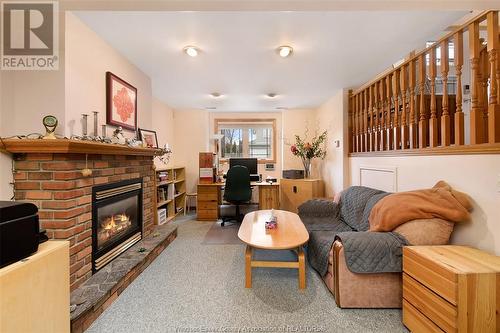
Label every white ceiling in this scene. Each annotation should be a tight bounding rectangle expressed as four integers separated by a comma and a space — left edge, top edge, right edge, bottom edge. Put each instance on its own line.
75, 10, 466, 111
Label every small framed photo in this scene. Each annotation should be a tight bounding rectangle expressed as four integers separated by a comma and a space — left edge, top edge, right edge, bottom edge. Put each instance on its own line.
106, 72, 137, 131
138, 128, 159, 148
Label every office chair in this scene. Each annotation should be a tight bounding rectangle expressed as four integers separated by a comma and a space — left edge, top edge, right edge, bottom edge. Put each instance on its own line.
221, 165, 252, 226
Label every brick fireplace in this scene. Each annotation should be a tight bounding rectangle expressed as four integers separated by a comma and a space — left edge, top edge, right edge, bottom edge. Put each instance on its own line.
7, 140, 157, 290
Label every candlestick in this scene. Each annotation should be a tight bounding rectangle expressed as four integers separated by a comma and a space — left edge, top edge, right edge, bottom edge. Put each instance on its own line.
93, 111, 99, 137
82, 114, 88, 136
101, 125, 107, 138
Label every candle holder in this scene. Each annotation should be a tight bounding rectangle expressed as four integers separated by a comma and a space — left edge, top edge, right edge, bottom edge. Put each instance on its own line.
101, 125, 107, 138
93, 111, 99, 137
82, 114, 89, 137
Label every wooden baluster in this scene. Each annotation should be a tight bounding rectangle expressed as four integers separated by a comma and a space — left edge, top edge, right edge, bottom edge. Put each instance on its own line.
386, 74, 393, 150
358, 93, 362, 152
418, 54, 428, 148
359, 90, 364, 152
469, 21, 484, 144
441, 40, 451, 146
481, 39, 489, 142
363, 89, 368, 152
429, 47, 438, 147
487, 11, 500, 143
392, 69, 401, 149
379, 80, 386, 151
350, 94, 355, 152
354, 94, 358, 152
374, 82, 380, 151
454, 32, 465, 145
400, 65, 409, 149
409, 60, 417, 149
368, 85, 374, 151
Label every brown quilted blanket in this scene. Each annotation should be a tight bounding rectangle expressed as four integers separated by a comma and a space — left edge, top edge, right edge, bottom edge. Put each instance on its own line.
369, 181, 472, 232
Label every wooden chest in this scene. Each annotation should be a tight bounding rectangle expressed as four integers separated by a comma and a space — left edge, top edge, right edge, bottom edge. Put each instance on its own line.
402, 246, 500, 333
280, 178, 324, 213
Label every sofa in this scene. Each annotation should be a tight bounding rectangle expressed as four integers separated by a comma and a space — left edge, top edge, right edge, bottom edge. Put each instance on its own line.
299, 185, 461, 308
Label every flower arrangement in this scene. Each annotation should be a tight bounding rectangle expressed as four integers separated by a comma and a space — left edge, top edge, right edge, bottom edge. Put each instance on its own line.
290, 130, 327, 178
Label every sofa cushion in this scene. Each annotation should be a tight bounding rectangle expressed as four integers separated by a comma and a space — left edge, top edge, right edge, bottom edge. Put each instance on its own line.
393, 218, 453, 245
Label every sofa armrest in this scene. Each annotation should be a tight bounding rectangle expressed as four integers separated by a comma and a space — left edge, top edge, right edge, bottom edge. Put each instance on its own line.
298, 199, 340, 218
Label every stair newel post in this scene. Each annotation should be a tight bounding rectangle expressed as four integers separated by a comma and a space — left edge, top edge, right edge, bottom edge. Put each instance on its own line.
386, 74, 393, 150
393, 69, 401, 150
454, 32, 465, 145
469, 21, 484, 144
400, 65, 409, 149
487, 11, 500, 143
409, 59, 417, 149
429, 46, 438, 147
440, 39, 451, 146
418, 53, 428, 148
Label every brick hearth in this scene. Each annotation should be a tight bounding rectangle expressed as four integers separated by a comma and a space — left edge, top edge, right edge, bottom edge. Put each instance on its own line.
12, 152, 155, 290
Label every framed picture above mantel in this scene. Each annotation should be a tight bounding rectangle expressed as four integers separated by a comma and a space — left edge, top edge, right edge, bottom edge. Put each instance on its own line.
106, 72, 137, 131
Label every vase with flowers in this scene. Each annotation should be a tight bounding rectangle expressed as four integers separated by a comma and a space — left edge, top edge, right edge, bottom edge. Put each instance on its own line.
290, 131, 327, 178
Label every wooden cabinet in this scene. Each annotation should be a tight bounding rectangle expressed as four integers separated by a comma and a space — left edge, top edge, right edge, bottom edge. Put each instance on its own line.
0, 241, 70, 333
197, 184, 220, 221
403, 246, 500, 333
258, 184, 280, 210
280, 179, 324, 213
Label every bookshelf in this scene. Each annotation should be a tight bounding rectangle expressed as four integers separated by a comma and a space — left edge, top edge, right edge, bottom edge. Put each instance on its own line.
154, 166, 186, 225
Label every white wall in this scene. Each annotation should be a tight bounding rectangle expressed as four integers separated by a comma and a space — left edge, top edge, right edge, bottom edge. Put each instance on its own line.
314, 89, 349, 197
282, 109, 317, 171
65, 12, 152, 138
349, 155, 500, 255
173, 109, 210, 193
152, 98, 175, 168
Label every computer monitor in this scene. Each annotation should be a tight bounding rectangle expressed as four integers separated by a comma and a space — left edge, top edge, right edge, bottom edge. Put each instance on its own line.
229, 158, 258, 175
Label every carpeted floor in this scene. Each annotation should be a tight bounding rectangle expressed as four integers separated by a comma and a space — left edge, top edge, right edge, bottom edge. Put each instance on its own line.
87, 215, 407, 333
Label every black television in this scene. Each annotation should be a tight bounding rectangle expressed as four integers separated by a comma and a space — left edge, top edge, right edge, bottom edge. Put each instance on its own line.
229, 158, 258, 176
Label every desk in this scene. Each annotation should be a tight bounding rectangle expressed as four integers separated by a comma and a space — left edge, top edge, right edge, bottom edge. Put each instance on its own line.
197, 182, 280, 221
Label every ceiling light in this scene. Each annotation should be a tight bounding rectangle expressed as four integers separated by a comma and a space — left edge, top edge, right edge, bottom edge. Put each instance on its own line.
277, 45, 293, 58
210, 92, 222, 98
266, 93, 278, 98
276, 107, 288, 110
205, 106, 217, 110
183, 46, 199, 57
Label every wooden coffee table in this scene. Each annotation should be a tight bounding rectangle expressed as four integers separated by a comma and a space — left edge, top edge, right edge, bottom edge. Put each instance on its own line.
237, 210, 309, 289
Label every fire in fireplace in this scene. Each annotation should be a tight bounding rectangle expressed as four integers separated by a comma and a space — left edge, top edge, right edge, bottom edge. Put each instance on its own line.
92, 178, 143, 272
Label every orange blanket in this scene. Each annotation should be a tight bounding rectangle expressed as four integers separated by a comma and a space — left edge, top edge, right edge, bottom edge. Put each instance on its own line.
369, 181, 472, 232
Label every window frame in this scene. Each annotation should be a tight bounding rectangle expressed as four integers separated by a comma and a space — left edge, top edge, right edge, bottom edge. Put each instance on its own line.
214, 118, 277, 164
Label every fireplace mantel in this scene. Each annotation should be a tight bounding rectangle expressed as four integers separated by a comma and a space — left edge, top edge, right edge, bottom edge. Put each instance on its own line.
2, 139, 160, 156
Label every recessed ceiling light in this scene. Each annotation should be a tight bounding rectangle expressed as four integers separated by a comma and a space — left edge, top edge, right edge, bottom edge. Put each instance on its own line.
183, 46, 199, 57
277, 45, 293, 58
266, 93, 278, 98
210, 92, 223, 98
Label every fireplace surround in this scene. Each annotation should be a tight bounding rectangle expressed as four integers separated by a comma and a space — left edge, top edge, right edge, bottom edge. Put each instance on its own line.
92, 178, 143, 272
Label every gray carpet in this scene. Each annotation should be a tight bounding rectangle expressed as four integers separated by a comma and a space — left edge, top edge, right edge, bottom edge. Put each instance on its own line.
86, 215, 407, 333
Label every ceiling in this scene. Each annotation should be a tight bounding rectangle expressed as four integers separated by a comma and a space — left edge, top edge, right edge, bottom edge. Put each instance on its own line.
75, 10, 467, 111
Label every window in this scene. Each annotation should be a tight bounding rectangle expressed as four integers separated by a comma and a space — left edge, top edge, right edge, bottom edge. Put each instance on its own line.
215, 119, 276, 163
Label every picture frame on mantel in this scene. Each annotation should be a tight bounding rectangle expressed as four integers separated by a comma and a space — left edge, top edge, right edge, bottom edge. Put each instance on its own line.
138, 128, 159, 148
106, 71, 137, 131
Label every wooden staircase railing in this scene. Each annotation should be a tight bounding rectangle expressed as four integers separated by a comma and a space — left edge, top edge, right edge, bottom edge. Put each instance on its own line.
349, 10, 500, 155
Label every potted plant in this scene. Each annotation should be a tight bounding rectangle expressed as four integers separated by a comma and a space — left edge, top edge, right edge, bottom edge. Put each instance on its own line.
290, 131, 327, 178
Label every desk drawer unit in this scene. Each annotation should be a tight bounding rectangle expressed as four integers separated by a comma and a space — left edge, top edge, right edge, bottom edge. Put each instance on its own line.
197, 185, 219, 221
402, 246, 500, 333
280, 179, 323, 213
